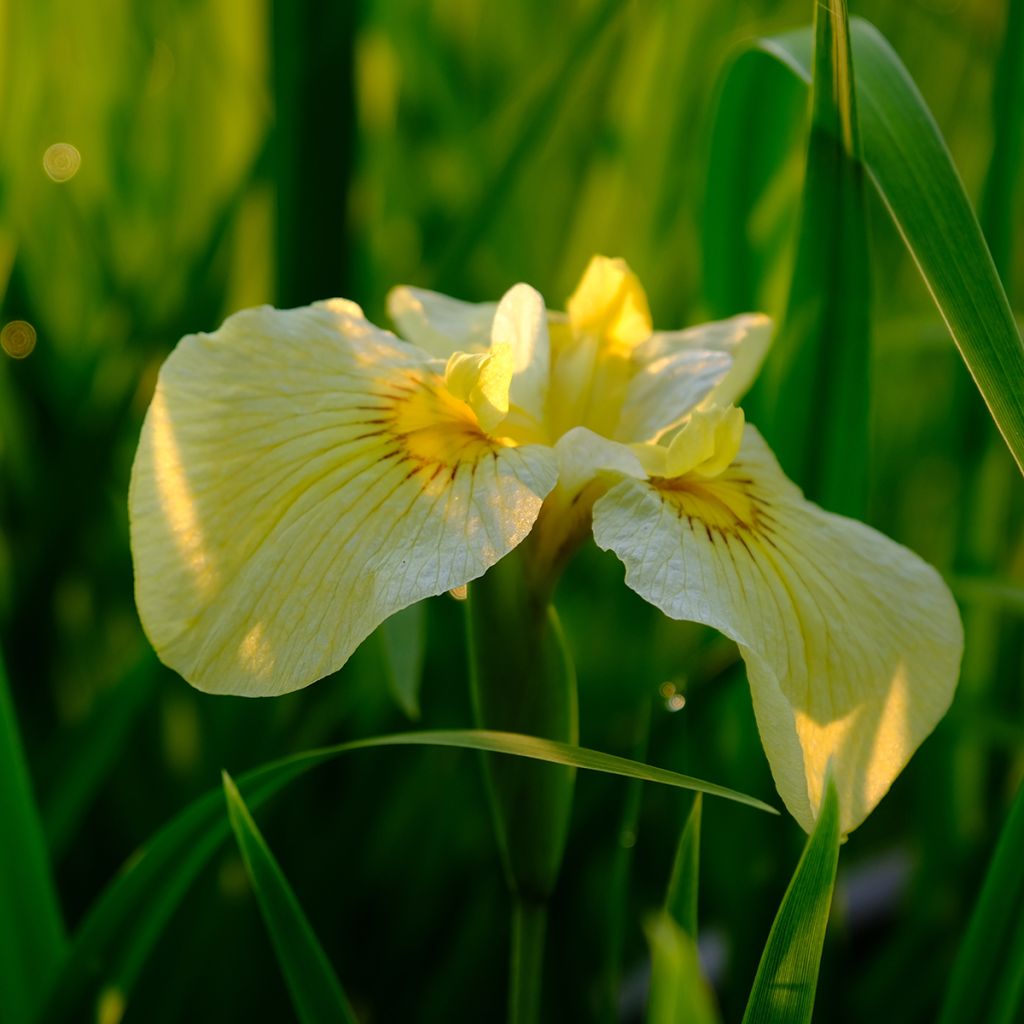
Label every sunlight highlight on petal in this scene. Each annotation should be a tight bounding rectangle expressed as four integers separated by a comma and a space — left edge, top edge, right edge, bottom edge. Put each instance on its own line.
567, 255, 652, 349
592, 427, 962, 833
144, 389, 220, 601
130, 302, 557, 696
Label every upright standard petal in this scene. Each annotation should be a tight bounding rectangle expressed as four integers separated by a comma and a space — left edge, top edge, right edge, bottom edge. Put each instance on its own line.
617, 313, 772, 444
387, 285, 496, 358
130, 302, 557, 696
592, 425, 962, 834
491, 283, 550, 431
614, 345, 732, 444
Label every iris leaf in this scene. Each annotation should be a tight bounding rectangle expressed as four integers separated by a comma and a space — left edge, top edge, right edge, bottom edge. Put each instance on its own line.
645, 911, 721, 1024
223, 771, 358, 1024
741, 776, 840, 1024
759, 0, 871, 517
708, 17, 1024, 475
666, 792, 702, 937
939, 777, 1024, 1024
646, 795, 713, 1023
0, 650, 67, 1024
39, 727, 775, 1021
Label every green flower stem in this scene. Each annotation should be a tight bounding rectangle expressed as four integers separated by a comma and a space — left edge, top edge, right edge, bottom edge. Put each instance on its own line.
467, 547, 579, 1022
509, 899, 547, 1024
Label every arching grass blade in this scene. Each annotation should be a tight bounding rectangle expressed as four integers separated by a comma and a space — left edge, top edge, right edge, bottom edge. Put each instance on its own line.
39, 728, 775, 1022
940, 777, 1024, 1024
223, 772, 358, 1024
0, 649, 66, 1024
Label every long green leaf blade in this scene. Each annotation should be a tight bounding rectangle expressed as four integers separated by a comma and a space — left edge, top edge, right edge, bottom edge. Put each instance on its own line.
665, 793, 702, 938
940, 777, 1024, 1024
710, 17, 1024, 474
762, 0, 871, 516
646, 794, 711, 1023
223, 772, 358, 1024
645, 911, 721, 1024
40, 728, 775, 1022
0, 649, 67, 1024
741, 776, 840, 1024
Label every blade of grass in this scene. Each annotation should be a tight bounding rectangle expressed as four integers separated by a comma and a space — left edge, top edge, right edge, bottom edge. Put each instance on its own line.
939, 777, 1024, 1024
979, 0, 1024, 281
0, 649, 67, 1024
760, 0, 871, 516
702, 51, 807, 323
666, 793, 702, 937
646, 794, 708, 1023
223, 771, 358, 1024
39, 727, 776, 1022
645, 911, 721, 1024
709, 17, 1024, 474
741, 775, 840, 1024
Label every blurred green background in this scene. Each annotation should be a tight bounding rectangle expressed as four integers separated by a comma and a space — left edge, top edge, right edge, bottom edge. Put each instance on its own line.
1, 0, 1022, 1020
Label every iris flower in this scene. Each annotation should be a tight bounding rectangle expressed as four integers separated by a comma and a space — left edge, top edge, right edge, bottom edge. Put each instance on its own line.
130, 256, 962, 833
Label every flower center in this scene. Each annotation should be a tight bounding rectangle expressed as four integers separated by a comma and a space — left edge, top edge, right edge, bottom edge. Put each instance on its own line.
383, 372, 500, 471
652, 473, 760, 536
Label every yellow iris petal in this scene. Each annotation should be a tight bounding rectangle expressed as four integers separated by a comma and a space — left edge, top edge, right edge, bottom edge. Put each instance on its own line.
386, 285, 495, 358
130, 301, 557, 696
444, 343, 514, 435
664, 405, 745, 478
566, 255, 653, 350
592, 426, 962, 834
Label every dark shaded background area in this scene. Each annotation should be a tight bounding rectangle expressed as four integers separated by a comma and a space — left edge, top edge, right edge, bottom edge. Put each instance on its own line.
1, 0, 1021, 1020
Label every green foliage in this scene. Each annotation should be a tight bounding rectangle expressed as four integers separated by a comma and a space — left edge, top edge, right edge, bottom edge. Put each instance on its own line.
712, 16, 1024, 475
223, 771, 358, 1024
742, 777, 841, 1024
0, 651, 66, 1024
666, 793, 702, 938
468, 550, 579, 903
645, 911, 721, 1024
761, 0, 871, 515
646, 795, 712, 1022
39, 728, 770, 1021
940, 778, 1024, 1024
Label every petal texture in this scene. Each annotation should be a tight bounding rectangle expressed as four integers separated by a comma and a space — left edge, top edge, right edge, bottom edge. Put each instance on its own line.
632, 313, 773, 424
592, 427, 961, 833
387, 285, 496, 358
615, 346, 732, 443
130, 302, 557, 696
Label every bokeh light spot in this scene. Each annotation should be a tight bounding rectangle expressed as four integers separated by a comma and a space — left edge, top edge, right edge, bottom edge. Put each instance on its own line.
43, 142, 81, 182
660, 680, 687, 712
1, 320, 37, 359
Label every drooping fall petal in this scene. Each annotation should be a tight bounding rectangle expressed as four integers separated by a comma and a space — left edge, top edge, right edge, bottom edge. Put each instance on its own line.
592, 425, 961, 834
130, 301, 557, 696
